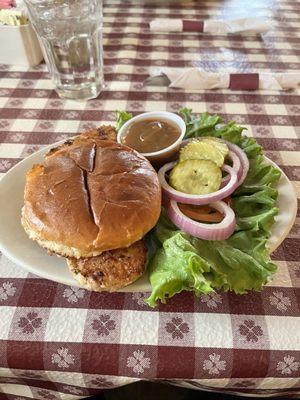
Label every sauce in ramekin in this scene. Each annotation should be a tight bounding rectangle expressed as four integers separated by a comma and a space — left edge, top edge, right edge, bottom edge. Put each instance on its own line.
121, 118, 181, 154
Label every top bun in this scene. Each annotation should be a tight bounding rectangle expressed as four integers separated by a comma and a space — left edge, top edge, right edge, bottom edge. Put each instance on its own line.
22, 133, 161, 258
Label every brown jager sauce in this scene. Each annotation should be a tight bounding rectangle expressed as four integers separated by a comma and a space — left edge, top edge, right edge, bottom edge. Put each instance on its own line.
121, 118, 181, 153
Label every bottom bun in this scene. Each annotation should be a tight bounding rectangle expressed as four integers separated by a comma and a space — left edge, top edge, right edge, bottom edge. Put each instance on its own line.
21, 212, 102, 259
67, 240, 147, 292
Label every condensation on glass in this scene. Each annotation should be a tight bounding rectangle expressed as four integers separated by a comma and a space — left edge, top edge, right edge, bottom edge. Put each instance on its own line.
25, 0, 104, 100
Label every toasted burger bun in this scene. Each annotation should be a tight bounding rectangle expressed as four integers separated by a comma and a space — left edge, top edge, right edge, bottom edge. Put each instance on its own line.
67, 239, 147, 291
22, 130, 161, 258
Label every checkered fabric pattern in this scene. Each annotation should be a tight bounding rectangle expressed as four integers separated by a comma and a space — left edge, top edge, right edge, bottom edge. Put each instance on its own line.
0, 0, 300, 399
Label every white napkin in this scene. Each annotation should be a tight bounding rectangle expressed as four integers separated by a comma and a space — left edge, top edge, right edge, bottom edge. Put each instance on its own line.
259, 73, 300, 90
149, 17, 272, 34
146, 68, 300, 91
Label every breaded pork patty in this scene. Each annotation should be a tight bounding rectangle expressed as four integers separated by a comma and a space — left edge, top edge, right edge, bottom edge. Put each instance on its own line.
67, 239, 147, 292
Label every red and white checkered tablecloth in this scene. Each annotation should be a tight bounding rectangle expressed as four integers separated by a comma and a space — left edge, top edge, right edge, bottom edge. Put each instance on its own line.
0, 0, 300, 399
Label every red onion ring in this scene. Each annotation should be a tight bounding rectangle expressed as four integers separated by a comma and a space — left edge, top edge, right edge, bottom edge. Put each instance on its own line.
180, 139, 191, 148
221, 150, 242, 186
158, 162, 238, 205
222, 141, 249, 186
167, 200, 236, 240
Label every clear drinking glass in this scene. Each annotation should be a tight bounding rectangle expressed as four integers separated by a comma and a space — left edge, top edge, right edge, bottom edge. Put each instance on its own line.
24, 0, 104, 100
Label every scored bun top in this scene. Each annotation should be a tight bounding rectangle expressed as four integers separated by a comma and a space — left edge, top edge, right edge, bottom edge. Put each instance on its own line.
22, 135, 161, 258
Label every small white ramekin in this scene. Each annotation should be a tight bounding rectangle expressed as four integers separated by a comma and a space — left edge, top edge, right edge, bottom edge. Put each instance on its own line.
117, 111, 186, 164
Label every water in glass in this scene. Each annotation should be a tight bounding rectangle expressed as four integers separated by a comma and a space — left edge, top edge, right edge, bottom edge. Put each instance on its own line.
25, 0, 104, 100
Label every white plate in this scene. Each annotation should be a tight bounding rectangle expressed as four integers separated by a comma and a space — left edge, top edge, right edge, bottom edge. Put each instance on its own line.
0, 142, 297, 292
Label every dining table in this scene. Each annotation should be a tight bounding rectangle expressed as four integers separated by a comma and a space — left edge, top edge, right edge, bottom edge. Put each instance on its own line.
0, 0, 300, 399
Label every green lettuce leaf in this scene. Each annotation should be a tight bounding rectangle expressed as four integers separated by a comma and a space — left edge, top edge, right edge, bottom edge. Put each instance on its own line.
146, 214, 277, 307
145, 109, 281, 307
115, 110, 132, 131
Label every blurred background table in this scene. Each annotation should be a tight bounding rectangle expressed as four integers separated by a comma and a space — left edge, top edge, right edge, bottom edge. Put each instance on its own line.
0, 0, 299, 399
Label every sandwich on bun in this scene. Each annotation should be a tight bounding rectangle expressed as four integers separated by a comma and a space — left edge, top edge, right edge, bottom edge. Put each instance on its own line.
22, 126, 161, 291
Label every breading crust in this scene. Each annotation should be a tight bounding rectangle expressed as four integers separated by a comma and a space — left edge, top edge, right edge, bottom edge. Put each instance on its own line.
67, 240, 147, 292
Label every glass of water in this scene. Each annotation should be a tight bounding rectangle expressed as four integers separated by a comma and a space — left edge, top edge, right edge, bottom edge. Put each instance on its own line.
24, 0, 104, 100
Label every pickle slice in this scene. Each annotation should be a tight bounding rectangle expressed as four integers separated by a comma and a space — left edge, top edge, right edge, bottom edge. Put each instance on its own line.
200, 137, 229, 158
180, 140, 225, 167
169, 159, 222, 195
